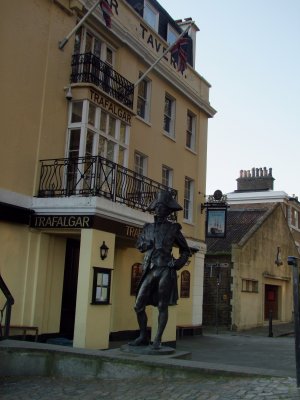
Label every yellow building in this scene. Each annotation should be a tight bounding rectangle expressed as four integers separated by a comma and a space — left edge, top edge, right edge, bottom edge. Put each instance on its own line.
0, 0, 216, 349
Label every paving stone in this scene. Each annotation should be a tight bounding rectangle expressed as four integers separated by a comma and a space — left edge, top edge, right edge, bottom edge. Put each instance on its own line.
1, 376, 300, 400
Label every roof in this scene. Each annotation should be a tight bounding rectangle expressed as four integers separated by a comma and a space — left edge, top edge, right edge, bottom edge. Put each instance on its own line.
227, 190, 289, 204
206, 207, 275, 254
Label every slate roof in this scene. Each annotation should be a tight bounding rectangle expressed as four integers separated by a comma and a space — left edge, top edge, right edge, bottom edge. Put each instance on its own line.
206, 207, 275, 254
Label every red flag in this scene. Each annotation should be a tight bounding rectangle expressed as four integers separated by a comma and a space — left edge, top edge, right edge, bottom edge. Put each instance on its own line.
100, 0, 113, 28
171, 38, 189, 74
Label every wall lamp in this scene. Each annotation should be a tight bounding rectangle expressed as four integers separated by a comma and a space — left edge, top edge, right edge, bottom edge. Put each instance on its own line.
100, 241, 109, 260
64, 86, 72, 101
275, 246, 283, 266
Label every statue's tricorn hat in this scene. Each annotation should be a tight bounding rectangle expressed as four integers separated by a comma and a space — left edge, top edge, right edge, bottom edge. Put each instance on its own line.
147, 190, 182, 212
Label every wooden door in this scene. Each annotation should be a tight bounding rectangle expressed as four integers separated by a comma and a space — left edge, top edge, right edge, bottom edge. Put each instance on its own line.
60, 239, 80, 339
264, 284, 279, 320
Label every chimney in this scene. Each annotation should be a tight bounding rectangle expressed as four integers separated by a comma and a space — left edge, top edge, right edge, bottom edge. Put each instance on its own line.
176, 18, 199, 68
236, 167, 275, 192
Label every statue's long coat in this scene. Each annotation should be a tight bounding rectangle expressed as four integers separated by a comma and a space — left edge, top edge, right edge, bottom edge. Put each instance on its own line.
136, 220, 190, 306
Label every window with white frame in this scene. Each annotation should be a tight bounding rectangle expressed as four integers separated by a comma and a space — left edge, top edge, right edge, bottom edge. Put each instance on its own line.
186, 111, 196, 150
134, 151, 148, 196
137, 74, 151, 121
66, 100, 129, 193
73, 27, 115, 94
167, 25, 178, 45
134, 151, 148, 176
184, 177, 194, 221
163, 94, 175, 137
143, 1, 159, 31
74, 27, 115, 64
162, 165, 173, 188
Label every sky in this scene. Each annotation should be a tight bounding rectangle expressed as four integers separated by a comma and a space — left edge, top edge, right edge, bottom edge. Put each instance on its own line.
158, 0, 300, 197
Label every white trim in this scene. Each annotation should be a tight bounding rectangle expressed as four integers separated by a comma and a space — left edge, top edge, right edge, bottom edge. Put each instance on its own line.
32, 196, 153, 227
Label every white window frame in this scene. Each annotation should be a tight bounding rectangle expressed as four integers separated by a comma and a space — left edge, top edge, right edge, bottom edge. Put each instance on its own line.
65, 100, 130, 193
184, 177, 194, 222
137, 73, 151, 122
186, 111, 196, 151
143, 1, 159, 31
74, 26, 115, 65
134, 151, 148, 177
162, 165, 173, 188
167, 24, 178, 45
163, 94, 176, 138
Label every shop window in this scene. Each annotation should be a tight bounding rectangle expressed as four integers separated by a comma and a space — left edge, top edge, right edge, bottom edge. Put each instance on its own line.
130, 263, 143, 295
91, 267, 111, 304
242, 279, 258, 293
180, 270, 190, 298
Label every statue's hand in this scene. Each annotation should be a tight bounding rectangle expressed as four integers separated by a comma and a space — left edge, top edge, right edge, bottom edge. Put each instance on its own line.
140, 240, 154, 252
168, 258, 179, 269
168, 258, 185, 270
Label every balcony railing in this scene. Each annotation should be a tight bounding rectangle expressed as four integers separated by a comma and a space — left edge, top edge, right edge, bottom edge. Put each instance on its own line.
38, 156, 177, 213
0, 275, 14, 340
70, 52, 134, 109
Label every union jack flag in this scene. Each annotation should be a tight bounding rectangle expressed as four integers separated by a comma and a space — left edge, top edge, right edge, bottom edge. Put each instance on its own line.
100, 0, 113, 28
171, 37, 189, 74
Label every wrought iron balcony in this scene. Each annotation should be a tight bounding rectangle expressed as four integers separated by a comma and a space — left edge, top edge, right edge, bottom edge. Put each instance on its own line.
71, 52, 134, 109
38, 156, 177, 213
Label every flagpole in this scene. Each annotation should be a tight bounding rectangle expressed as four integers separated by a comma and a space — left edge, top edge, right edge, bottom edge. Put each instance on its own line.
58, 1, 99, 50
134, 22, 192, 87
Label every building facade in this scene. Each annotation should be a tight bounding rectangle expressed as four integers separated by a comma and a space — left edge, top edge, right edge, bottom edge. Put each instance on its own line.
203, 167, 299, 330
0, 0, 215, 348
204, 205, 297, 330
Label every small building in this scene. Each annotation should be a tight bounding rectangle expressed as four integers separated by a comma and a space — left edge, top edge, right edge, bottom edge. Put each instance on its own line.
228, 167, 300, 253
203, 203, 298, 331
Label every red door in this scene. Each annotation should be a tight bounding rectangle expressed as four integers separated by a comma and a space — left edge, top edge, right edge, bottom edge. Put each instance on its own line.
264, 285, 278, 320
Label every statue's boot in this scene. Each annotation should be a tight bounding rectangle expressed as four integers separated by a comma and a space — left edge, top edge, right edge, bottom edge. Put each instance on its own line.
129, 309, 149, 346
151, 339, 161, 350
128, 334, 149, 346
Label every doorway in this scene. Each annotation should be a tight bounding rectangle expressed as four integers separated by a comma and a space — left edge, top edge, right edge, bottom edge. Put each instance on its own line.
60, 238, 80, 339
264, 284, 279, 320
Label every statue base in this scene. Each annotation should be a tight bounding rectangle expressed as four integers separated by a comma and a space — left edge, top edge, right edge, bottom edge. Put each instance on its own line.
120, 344, 175, 356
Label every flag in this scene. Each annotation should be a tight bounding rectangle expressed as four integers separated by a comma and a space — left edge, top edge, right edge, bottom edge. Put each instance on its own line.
171, 37, 189, 74
100, 0, 113, 28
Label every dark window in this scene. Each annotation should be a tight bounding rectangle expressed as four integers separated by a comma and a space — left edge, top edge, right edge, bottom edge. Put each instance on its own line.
180, 270, 190, 298
131, 263, 143, 295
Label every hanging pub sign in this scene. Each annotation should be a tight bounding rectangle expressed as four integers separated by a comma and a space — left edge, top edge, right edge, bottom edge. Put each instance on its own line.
206, 208, 227, 238
201, 190, 228, 238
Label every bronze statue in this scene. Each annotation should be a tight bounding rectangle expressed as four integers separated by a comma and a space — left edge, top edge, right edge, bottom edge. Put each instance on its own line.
130, 190, 190, 350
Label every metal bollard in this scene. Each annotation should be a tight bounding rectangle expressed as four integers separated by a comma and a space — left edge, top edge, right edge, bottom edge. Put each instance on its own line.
268, 310, 273, 337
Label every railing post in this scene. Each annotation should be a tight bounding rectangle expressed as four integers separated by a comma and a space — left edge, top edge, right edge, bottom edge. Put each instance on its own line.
0, 275, 14, 340
268, 310, 273, 337
3, 301, 12, 338
288, 256, 300, 387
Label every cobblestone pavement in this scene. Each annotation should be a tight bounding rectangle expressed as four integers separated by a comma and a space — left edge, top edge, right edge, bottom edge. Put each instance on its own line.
1, 375, 300, 400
